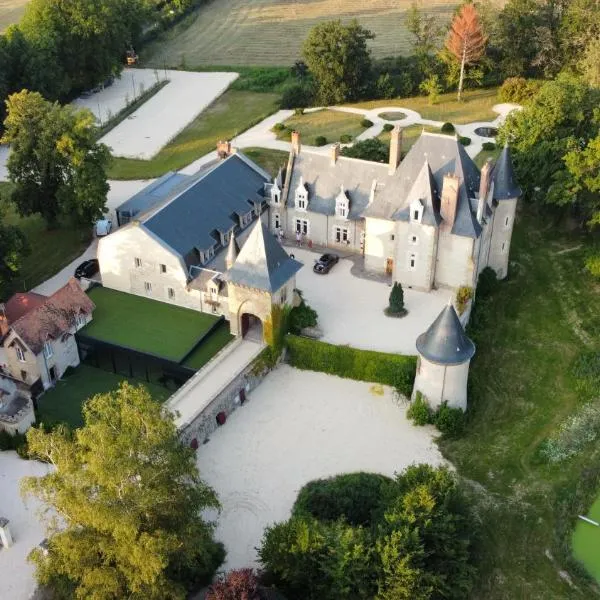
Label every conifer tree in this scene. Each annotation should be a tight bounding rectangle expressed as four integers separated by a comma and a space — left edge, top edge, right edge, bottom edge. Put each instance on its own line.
388, 282, 405, 315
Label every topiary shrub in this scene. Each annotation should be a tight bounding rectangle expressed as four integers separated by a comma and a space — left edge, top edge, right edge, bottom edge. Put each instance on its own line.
441, 122, 455, 133
272, 122, 286, 132
314, 135, 327, 146
339, 133, 353, 143
459, 136, 471, 146
293, 472, 392, 526
289, 294, 318, 334
434, 401, 465, 437
360, 118, 373, 128
407, 392, 433, 426
455, 286, 473, 315
384, 282, 407, 317
482, 141, 496, 151
382, 123, 394, 132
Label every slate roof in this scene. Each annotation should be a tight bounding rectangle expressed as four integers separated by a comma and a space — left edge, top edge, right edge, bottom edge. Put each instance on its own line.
365, 133, 482, 238
416, 303, 476, 366
394, 160, 441, 226
3, 292, 47, 324
8, 279, 95, 354
493, 145, 522, 201
116, 171, 191, 219
226, 221, 303, 292
143, 154, 270, 254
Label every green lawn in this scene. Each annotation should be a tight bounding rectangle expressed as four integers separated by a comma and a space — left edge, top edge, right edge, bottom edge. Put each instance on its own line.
183, 320, 234, 370
108, 89, 280, 179
276, 109, 365, 145
348, 88, 499, 124
475, 145, 502, 169
573, 495, 600, 582
0, 183, 91, 299
378, 111, 407, 121
378, 124, 444, 153
83, 287, 219, 361
36, 364, 171, 429
438, 210, 600, 598
242, 147, 289, 177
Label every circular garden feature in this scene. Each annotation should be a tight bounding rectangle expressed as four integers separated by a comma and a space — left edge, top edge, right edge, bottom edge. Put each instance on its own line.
378, 111, 407, 121
474, 126, 498, 138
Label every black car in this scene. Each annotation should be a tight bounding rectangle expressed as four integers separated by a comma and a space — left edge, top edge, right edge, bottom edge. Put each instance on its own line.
75, 259, 99, 279
313, 253, 339, 274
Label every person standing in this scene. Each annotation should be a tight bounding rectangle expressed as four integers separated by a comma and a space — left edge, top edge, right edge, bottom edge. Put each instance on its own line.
296, 230, 301, 246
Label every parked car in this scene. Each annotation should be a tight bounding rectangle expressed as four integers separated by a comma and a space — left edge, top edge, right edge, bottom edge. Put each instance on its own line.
74, 259, 99, 279
313, 253, 339, 274
95, 219, 112, 237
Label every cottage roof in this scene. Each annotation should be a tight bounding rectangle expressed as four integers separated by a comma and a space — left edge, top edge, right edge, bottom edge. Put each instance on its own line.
226, 221, 302, 292
143, 153, 271, 254
416, 303, 475, 366
394, 160, 441, 226
492, 145, 521, 201
9, 278, 95, 354
3, 292, 47, 324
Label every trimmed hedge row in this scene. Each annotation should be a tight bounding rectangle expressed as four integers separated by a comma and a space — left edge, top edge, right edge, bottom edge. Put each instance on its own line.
286, 335, 416, 396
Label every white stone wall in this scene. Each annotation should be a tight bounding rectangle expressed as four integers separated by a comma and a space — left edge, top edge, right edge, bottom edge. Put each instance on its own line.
412, 356, 470, 411
364, 217, 395, 273
434, 232, 475, 289
488, 199, 517, 280
2, 332, 42, 387
394, 221, 438, 291
98, 224, 202, 311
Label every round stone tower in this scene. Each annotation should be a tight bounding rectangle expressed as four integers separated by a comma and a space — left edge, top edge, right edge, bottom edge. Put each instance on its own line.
411, 302, 475, 412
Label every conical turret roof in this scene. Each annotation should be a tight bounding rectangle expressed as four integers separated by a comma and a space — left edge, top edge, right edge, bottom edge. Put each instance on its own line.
226, 221, 302, 292
493, 145, 521, 201
416, 302, 475, 365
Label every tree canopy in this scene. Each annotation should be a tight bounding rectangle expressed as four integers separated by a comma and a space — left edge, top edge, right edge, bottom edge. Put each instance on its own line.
23, 383, 224, 600
0, 197, 30, 298
302, 20, 374, 104
1, 90, 110, 228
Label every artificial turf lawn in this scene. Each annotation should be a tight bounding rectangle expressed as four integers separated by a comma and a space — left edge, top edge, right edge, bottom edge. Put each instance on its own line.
83, 287, 219, 362
37, 365, 171, 429
573, 495, 600, 582
183, 320, 234, 370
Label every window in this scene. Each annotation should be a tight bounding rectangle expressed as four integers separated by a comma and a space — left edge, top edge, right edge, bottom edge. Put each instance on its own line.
408, 252, 417, 271
281, 286, 288, 304
504, 216, 511, 229
76, 313, 86, 329
409, 234, 418, 245
43, 341, 53, 359
501, 242, 507, 254
167, 287, 175, 300
390, 234, 395, 241
295, 219, 309, 235
144, 281, 152, 294
134, 257, 142, 268
297, 196, 307, 210
160, 264, 167, 274
335, 227, 349, 243
15, 346, 25, 362
272, 189, 280, 204
274, 213, 281, 229
20, 370, 27, 381
295, 179, 308, 211
413, 210, 419, 220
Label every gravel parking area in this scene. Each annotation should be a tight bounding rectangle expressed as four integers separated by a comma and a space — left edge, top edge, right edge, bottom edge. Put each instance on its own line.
196, 365, 445, 571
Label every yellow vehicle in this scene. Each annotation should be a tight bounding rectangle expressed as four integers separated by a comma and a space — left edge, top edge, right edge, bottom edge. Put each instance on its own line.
126, 48, 138, 66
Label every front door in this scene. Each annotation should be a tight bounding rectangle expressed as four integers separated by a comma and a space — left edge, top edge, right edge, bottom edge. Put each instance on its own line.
49, 366, 57, 382
385, 258, 394, 275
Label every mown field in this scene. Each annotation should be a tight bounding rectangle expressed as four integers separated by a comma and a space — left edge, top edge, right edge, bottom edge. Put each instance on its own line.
0, 0, 28, 32
143, 0, 461, 67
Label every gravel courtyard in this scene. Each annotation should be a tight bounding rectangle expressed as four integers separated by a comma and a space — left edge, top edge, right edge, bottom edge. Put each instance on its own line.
196, 365, 445, 571
292, 247, 454, 354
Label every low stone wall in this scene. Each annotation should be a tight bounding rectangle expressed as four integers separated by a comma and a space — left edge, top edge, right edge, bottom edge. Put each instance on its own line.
179, 350, 273, 447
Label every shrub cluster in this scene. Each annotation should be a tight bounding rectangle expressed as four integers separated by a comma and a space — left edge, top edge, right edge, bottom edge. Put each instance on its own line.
498, 77, 543, 104
286, 335, 416, 396
0, 430, 29, 458
340, 138, 389, 163
456, 286, 474, 315
360, 118, 374, 128
272, 122, 286, 132
259, 465, 476, 600
339, 133, 353, 143
482, 141, 496, 151
314, 135, 328, 147
407, 393, 466, 437
382, 123, 395, 132
288, 293, 318, 334
441, 122, 455, 133
459, 136, 472, 146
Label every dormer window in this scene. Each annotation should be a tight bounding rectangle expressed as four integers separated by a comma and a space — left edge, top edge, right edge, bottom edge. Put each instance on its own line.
295, 177, 308, 211
410, 200, 424, 223
335, 185, 349, 220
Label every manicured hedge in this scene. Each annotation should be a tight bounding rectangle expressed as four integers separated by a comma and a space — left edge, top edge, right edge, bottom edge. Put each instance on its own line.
286, 335, 416, 396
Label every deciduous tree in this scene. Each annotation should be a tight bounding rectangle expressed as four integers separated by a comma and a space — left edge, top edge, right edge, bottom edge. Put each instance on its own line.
445, 3, 487, 100
405, 1, 443, 75
23, 383, 224, 600
0, 204, 29, 299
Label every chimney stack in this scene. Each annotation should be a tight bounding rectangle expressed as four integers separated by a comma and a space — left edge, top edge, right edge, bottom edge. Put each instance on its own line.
388, 125, 403, 175
477, 160, 493, 224
330, 143, 340, 166
216, 140, 231, 159
440, 174, 460, 229
291, 130, 301, 156
225, 234, 238, 270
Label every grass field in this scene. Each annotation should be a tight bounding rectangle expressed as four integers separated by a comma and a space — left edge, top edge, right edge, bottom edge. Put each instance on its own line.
378, 123, 443, 152
108, 89, 280, 179
0, 182, 91, 298
83, 287, 219, 361
36, 364, 171, 428
573, 495, 600, 583
438, 210, 600, 598
475, 144, 502, 168
142, 0, 460, 67
276, 109, 365, 145
242, 147, 288, 177
0, 0, 28, 32
183, 320, 234, 370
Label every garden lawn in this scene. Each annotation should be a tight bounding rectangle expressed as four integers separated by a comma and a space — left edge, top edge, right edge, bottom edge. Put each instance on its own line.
439, 210, 600, 598
36, 364, 171, 428
83, 287, 219, 361
573, 494, 600, 582
475, 145, 502, 169
242, 147, 288, 177
0, 0, 28, 32
276, 109, 365, 145
0, 183, 90, 299
107, 90, 280, 179
350, 88, 499, 124
378, 124, 443, 153
183, 320, 234, 370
